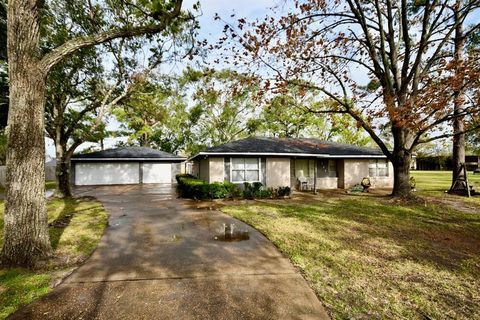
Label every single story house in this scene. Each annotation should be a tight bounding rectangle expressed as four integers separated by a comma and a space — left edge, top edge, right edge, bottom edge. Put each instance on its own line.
188, 137, 393, 190
71, 147, 186, 186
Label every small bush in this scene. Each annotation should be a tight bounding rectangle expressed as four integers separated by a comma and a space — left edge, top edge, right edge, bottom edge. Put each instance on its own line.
208, 182, 230, 199
243, 182, 254, 199
258, 188, 274, 198
176, 174, 242, 200
224, 181, 243, 198
176, 174, 207, 199
243, 182, 290, 199
243, 182, 264, 199
277, 186, 291, 197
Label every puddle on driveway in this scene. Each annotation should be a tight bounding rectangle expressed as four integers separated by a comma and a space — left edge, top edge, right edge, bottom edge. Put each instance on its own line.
214, 223, 250, 242
110, 214, 128, 227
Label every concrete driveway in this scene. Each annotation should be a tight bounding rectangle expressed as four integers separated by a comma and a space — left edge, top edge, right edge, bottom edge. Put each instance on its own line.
10, 184, 329, 320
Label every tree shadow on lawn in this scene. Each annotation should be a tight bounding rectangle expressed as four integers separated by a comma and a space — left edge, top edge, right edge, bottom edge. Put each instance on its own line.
255, 196, 480, 273
48, 197, 102, 251
248, 198, 480, 318
357, 204, 475, 268
48, 199, 79, 251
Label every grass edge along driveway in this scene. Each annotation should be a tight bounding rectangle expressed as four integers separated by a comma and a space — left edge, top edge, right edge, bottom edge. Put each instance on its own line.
222, 173, 480, 319
0, 197, 108, 319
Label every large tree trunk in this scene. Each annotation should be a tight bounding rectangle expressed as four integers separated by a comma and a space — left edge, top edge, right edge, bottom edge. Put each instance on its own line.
52, 104, 73, 198
1, 0, 184, 268
391, 150, 412, 197
55, 144, 73, 198
391, 124, 413, 197
452, 118, 465, 182
1, 0, 52, 266
451, 0, 466, 187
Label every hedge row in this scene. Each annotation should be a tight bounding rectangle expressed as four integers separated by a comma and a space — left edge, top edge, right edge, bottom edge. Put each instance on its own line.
176, 174, 291, 200
176, 174, 241, 199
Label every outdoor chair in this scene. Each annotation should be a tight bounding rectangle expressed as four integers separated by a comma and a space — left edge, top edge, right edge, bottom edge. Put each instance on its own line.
298, 176, 314, 191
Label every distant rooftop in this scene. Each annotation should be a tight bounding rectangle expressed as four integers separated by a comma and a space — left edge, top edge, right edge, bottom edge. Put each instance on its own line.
72, 146, 186, 161
191, 137, 385, 159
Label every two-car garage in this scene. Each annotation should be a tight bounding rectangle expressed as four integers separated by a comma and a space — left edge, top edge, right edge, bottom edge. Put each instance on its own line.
71, 147, 185, 186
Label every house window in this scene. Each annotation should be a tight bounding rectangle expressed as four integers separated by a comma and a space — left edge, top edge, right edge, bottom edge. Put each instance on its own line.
369, 159, 389, 177
327, 160, 336, 177
314, 159, 337, 178
295, 159, 315, 177
231, 158, 260, 183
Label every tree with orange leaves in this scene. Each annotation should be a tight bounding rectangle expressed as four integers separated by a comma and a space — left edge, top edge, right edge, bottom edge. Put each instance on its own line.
221, 0, 480, 197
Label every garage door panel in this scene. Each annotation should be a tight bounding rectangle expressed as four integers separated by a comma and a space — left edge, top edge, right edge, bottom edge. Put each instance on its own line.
75, 163, 140, 185
142, 163, 171, 183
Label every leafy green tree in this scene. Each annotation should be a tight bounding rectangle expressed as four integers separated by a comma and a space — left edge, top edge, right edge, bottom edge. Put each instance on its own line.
43, 0, 198, 198
114, 69, 260, 155
183, 68, 260, 153
45, 51, 107, 198
45, 40, 145, 198
43, 3, 103, 197
326, 115, 374, 146
3, 0, 196, 267
259, 92, 373, 146
464, 22, 480, 156
114, 77, 195, 153
259, 94, 320, 138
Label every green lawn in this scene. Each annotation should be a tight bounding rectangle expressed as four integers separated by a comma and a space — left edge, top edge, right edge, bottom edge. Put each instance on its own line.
0, 198, 108, 319
412, 170, 480, 194
221, 173, 480, 319
45, 180, 57, 190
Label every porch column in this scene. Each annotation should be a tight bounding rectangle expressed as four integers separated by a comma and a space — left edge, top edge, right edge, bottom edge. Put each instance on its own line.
313, 158, 317, 194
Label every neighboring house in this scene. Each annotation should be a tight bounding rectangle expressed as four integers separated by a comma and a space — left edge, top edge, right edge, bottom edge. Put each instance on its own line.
188, 137, 394, 190
414, 155, 479, 171
0, 157, 57, 187
71, 147, 186, 186
466, 155, 480, 171
414, 156, 452, 171
45, 158, 56, 181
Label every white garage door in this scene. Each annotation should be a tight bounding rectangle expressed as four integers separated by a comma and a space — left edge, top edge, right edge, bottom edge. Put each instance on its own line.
75, 163, 140, 185
142, 163, 172, 183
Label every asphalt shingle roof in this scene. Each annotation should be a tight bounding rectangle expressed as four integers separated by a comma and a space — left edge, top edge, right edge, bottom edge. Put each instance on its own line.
197, 137, 385, 157
72, 146, 185, 160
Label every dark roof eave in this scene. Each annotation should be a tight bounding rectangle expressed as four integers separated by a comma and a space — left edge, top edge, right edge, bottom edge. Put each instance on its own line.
71, 157, 187, 162
188, 151, 386, 161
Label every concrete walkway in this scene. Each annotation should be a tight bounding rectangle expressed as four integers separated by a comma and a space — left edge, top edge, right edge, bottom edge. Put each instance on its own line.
10, 184, 329, 320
